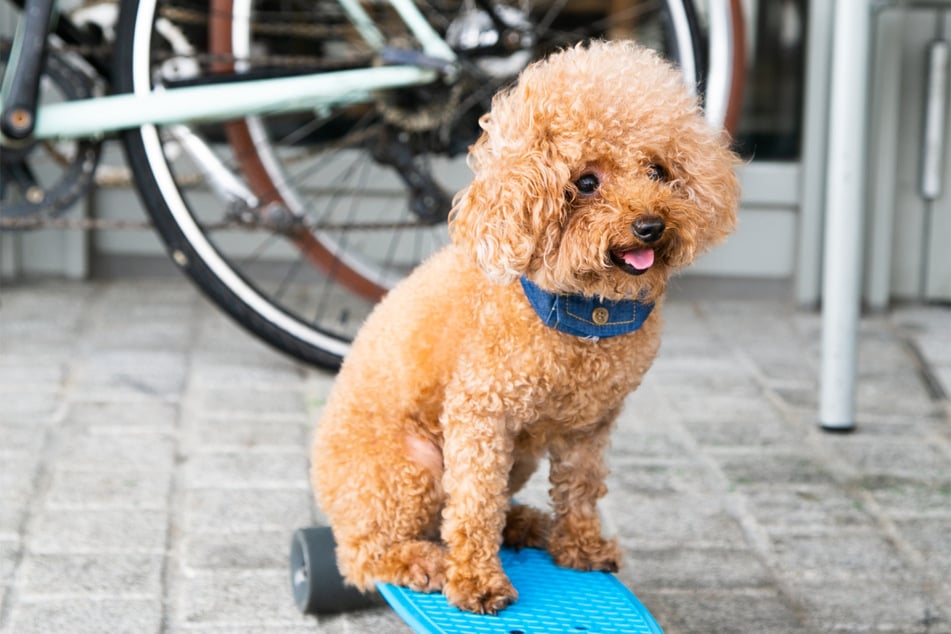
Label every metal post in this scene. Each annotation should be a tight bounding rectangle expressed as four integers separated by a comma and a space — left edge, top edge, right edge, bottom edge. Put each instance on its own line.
819, 0, 873, 431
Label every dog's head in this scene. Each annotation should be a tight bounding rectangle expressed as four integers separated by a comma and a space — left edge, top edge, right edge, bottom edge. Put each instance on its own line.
449, 40, 740, 302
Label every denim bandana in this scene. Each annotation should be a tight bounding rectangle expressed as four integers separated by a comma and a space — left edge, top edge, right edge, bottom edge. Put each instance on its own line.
519, 277, 654, 339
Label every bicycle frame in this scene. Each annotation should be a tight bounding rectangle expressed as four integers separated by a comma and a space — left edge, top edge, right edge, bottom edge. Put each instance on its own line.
0, 0, 454, 141
27, 65, 439, 140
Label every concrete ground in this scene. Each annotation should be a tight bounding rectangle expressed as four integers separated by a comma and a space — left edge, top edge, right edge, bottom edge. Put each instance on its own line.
1, 276, 949, 633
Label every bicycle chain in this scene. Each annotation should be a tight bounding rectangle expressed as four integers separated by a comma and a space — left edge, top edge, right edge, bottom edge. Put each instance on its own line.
57, 4, 375, 69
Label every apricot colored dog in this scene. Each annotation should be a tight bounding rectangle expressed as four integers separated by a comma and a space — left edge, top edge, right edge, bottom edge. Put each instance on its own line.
312, 40, 740, 614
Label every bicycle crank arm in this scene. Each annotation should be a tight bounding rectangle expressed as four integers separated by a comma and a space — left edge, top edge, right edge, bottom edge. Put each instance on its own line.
8, 65, 438, 142
0, 0, 57, 139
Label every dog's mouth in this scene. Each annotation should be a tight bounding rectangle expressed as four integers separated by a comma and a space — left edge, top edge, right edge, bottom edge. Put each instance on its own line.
610, 248, 655, 276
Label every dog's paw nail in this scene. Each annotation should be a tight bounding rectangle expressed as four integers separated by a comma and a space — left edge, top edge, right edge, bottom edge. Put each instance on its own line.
445, 572, 517, 614
550, 535, 622, 573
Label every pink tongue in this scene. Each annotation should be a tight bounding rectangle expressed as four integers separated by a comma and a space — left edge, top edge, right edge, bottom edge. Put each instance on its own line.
622, 248, 655, 270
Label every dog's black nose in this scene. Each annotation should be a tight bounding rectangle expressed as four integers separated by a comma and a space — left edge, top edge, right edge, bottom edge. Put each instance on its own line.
631, 216, 665, 243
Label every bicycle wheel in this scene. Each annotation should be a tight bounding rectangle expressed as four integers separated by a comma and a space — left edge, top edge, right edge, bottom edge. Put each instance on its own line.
114, 0, 740, 369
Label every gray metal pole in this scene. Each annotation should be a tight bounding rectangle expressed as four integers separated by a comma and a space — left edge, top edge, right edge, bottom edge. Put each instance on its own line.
819, 0, 873, 431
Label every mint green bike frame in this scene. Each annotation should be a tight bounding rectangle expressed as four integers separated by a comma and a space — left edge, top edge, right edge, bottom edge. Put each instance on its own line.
1, 0, 455, 141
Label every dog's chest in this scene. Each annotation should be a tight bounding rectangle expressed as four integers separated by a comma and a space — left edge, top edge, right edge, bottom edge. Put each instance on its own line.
526, 335, 655, 428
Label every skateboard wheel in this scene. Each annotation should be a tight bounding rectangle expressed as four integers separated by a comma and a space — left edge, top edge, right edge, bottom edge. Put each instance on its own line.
289, 526, 379, 614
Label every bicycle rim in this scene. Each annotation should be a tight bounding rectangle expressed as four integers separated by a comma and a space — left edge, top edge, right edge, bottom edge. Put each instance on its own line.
115, 0, 715, 368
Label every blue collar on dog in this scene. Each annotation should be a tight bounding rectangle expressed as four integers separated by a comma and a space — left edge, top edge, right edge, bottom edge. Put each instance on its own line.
519, 277, 654, 339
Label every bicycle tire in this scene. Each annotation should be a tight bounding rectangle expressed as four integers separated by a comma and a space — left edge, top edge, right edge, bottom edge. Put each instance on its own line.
113, 0, 739, 370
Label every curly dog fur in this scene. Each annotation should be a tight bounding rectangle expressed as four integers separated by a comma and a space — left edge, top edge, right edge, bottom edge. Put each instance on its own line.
311, 40, 740, 614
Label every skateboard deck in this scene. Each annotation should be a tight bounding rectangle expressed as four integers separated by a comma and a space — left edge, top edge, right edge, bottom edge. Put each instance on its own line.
377, 547, 663, 634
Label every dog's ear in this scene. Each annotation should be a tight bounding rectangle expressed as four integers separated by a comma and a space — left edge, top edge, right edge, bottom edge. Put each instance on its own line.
449, 110, 568, 283
668, 125, 742, 264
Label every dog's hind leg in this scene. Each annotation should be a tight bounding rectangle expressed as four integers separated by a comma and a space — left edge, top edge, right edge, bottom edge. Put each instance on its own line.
335, 535, 447, 593
503, 505, 551, 549
313, 424, 447, 593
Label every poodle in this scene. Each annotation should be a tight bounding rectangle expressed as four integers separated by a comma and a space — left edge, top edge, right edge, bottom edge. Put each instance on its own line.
311, 39, 740, 614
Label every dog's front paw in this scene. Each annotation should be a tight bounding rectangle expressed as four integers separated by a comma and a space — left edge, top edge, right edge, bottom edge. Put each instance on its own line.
444, 566, 518, 614
549, 531, 621, 573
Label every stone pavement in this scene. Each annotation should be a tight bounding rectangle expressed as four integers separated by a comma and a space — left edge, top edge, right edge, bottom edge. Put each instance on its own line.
0, 276, 949, 634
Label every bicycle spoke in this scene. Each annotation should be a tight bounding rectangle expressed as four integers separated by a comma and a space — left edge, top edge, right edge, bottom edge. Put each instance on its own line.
531, 0, 568, 41
274, 247, 307, 301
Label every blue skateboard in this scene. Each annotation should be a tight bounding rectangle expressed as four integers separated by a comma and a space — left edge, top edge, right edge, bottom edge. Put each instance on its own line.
290, 526, 663, 633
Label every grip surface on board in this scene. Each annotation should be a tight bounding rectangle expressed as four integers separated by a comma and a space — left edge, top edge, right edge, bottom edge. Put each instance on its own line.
377, 547, 663, 634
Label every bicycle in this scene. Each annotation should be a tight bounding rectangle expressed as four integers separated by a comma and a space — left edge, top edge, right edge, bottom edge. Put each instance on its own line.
0, 0, 745, 369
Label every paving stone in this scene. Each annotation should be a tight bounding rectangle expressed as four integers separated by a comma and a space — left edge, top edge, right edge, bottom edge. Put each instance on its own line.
28, 509, 167, 554
317, 607, 409, 633
649, 355, 762, 397
771, 385, 821, 413
892, 518, 951, 576
608, 460, 721, 496
0, 390, 61, 421
0, 502, 27, 540
0, 330, 77, 356
655, 332, 727, 359
623, 547, 773, 590
17, 553, 164, 597
791, 578, 950, 633
45, 470, 172, 510
0, 361, 65, 388
642, 589, 809, 634
188, 418, 310, 451
859, 474, 951, 518
175, 570, 306, 627
177, 626, 324, 634
184, 530, 289, 570
682, 416, 801, 448
7, 598, 162, 634
0, 539, 19, 581
194, 314, 290, 358
50, 431, 176, 473
667, 392, 783, 424
190, 359, 304, 390
185, 488, 314, 532
934, 365, 951, 398
63, 400, 179, 431
0, 454, 40, 502
610, 492, 749, 549
0, 421, 48, 454
183, 452, 309, 489
70, 350, 188, 401
80, 319, 193, 353
609, 426, 694, 460
739, 484, 875, 534
0, 586, 7, 628
856, 333, 921, 374
195, 388, 309, 420
93, 278, 198, 307
854, 372, 941, 417
825, 437, 951, 479
741, 342, 820, 387
716, 451, 837, 488
698, 300, 805, 342
768, 532, 914, 583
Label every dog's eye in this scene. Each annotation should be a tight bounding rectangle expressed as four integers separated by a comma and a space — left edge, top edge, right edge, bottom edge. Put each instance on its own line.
574, 173, 600, 195
647, 163, 669, 182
